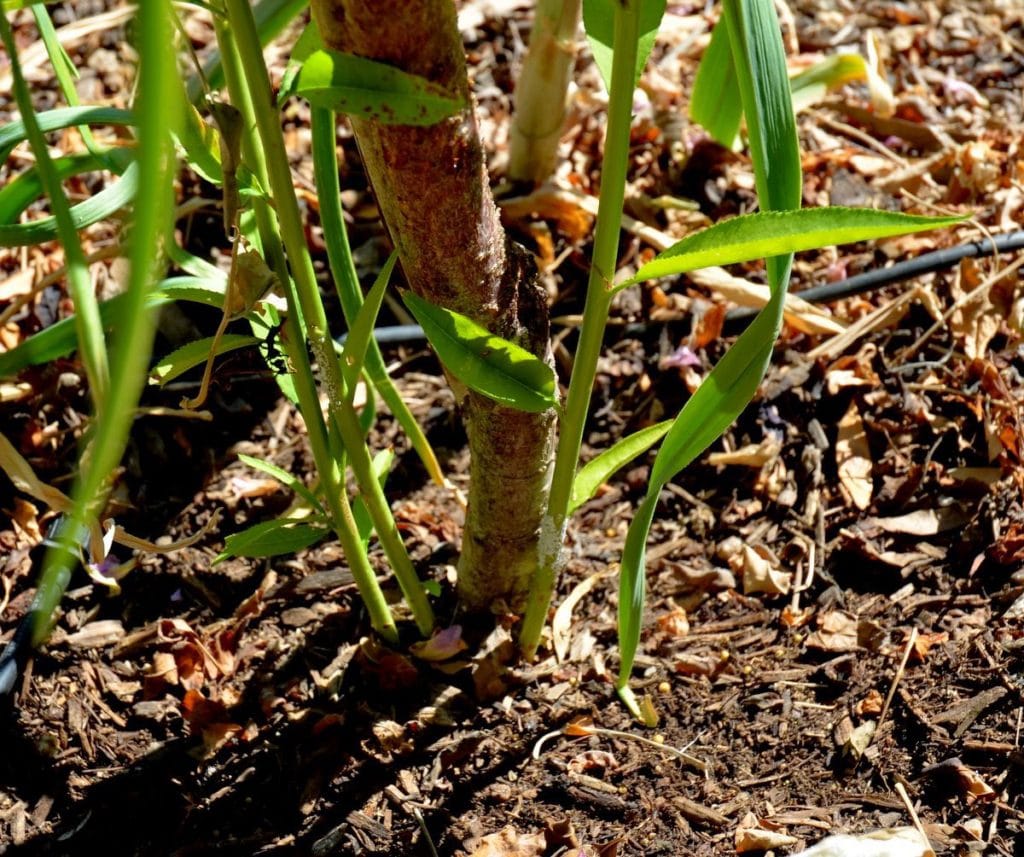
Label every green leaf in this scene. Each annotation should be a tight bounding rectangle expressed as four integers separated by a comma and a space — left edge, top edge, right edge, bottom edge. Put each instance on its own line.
0, 151, 105, 224
149, 333, 260, 386
215, 517, 330, 562
278, 20, 324, 102
402, 292, 557, 414
616, 0, 801, 703
617, 490, 657, 688
0, 159, 138, 248
285, 48, 465, 125
351, 447, 395, 548
618, 208, 966, 288
583, 0, 667, 92
340, 250, 397, 394
237, 453, 325, 514
689, 15, 742, 149
570, 420, 671, 513
0, 106, 135, 162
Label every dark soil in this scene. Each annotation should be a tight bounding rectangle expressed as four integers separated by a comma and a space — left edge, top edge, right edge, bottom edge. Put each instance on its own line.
2, 1, 1024, 855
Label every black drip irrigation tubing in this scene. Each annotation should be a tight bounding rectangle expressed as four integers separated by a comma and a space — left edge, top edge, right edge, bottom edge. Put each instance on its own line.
725, 228, 1024, 326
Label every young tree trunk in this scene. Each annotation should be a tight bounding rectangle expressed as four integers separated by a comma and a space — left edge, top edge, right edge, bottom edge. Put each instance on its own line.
310, 0, 555, 613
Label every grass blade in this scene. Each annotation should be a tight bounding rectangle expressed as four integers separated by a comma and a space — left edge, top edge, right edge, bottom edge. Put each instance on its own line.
149, 334, 260, 386
0, 10, 109, 406
403, 291, 558, 414
0, 106, 134, 161
569, 420, 671, 513
689, 15, 741, 148
216, 517, 330, 562
616, 0, 801, 715
584, 0, 666, 91
618, 208, 966, 287
237, 453, 325, 514
340, 250, 397, 393
0, 159, 138, 248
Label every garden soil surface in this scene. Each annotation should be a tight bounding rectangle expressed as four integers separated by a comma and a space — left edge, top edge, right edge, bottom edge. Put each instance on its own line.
2, 1, 1024, 855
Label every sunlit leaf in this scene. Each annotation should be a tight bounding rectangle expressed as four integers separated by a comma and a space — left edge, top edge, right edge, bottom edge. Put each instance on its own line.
570, 420, 671, 513
618, 208, 966, 287
689, 16, 741, 148
216, 517, 330, 562
237, 453, 325, 514
403, 292, 557, 413
149, 334, 260, 386
583, 0, 667, 91
285, 48, 465, 125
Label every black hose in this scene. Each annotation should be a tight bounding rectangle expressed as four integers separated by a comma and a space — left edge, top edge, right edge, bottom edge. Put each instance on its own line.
725, 228, 1024, 325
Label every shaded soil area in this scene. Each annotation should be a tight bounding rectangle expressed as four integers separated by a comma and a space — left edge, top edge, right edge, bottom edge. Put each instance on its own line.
2, 1, 1024, 855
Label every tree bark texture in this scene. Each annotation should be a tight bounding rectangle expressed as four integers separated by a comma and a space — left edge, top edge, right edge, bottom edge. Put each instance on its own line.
310, 0, 555, 613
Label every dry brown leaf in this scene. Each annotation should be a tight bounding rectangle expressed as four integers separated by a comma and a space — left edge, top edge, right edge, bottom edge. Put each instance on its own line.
11, 498, 42, 543
805, 610, 859, 652
65, 620, 125, 649
741, 544, 792, 596
909, 631, 948, 664
552, 570, 609, 662
468, 826, 546, 857
836, 401, 873, 510
707, 438, 781, 468
855, 688, 884, 718
735, 813, 799, 853
955, 762, 996, 805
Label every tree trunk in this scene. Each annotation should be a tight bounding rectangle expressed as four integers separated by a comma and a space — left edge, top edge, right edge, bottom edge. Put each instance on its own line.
310, 0, 555, 613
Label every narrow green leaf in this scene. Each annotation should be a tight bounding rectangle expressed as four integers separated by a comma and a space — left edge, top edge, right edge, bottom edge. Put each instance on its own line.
724, 0, 801, 214
149, 333, 260, 386
618, 208, 966, 287
286, 48, 465, 125
237, 453, 325, 514
351, 447, 395, 547
689, 15, 742, 149
0, 160, 138, 248
0, 272, 234, 378
583, 0, 667, 91
340, 250, 397, 394
0, 151, 105, 224
215, 517, 330, 562
616, 0, 801, 708
570, 420, 671, 513
0, 106, 134, 162
617, 490, 657, 688
402, 292, 557, 414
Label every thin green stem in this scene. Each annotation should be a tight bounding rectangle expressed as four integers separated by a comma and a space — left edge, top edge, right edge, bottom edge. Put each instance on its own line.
222, 0, 434, 636
0, 10, 108, 410
26, 0, 177, 641
212, 12, 398, 643
310, 106, 444, 487
519, 1, 640, 658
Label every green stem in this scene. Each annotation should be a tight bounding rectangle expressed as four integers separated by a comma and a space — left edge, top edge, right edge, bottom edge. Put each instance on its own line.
519, 1, 640, 658
0, 10, 108, 410
310, 106, 444, 487
213, 12, 399, 642
222, 0, 434, 636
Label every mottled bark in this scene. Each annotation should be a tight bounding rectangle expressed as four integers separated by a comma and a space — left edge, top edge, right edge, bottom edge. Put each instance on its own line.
310, 0, 555, 612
